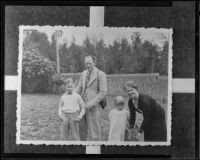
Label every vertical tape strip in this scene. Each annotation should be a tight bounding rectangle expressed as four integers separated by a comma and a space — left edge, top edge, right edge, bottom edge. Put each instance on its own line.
86, 6, 105, 154
86, 145, 101, 154
89, 6, 104, 27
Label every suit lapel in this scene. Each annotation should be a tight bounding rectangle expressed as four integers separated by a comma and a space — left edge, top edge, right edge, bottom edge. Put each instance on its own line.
87, 67, 98, 87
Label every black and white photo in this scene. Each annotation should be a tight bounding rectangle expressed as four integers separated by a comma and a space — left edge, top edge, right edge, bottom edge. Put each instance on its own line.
17, 26, 173, 146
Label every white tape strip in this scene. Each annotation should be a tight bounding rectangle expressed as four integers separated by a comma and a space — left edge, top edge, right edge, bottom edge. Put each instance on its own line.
86, 146, 101, 154
4, 75, 19, 90
172, 78, 195, 93
89, 7, 104, 27
88, 6, 105, 154
4, 76, 195, 93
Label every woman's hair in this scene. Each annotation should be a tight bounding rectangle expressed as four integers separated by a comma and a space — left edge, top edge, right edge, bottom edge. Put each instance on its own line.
124, 80, 139, 91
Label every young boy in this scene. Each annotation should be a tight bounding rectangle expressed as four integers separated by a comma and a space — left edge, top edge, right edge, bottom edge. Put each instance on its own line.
58, 78, 85, 141
108, 96, 130, 141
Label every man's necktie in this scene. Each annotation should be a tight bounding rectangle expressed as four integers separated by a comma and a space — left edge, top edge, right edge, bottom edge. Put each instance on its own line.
86, 70, 91, 85
83, 71, 91, 101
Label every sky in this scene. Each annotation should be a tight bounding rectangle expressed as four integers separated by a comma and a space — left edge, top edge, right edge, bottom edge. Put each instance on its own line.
25, 26, 170, 49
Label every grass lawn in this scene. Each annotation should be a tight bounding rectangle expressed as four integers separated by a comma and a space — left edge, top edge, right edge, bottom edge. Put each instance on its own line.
20, 94, 167, 141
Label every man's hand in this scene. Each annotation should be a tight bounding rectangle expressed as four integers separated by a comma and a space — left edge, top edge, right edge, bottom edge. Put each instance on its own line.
85, 104, 90, 109
59, 114, 63, 122
85, 102, 93, 109
75, 116, 81, 121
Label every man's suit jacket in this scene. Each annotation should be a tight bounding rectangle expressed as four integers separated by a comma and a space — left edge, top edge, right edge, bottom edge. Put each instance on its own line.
75, 66, 107, 109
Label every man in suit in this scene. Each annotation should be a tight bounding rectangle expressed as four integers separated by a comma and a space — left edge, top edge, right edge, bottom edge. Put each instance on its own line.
75, 55, 107, 141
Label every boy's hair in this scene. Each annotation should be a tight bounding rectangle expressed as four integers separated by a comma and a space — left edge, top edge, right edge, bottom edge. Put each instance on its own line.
114, 96, 125, 106
65, 78, 74, 86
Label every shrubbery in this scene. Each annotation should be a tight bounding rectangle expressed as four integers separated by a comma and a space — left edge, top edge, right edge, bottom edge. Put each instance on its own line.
22, 50, 80, 94
22, 50, 56, 93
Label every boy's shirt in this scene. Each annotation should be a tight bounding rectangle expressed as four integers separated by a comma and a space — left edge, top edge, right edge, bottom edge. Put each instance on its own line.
59, 92, 85, 115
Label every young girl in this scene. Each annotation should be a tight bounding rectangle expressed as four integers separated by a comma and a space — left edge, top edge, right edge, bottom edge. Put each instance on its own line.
108, 96, 129, 141
58, 78, 85, 141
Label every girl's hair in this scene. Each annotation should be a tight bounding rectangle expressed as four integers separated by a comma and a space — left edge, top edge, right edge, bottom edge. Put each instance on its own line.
65, 78, 74, 86
124, 80, 139, 91
114, 96, 125, 106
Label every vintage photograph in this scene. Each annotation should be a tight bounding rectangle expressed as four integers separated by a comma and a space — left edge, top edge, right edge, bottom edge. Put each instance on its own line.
17, 26, 172, 146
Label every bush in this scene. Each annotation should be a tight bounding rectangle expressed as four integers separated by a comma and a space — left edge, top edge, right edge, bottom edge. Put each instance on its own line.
22, 50, 56, 93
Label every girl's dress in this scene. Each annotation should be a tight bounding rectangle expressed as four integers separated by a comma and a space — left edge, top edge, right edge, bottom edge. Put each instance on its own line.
108, 108, 129, 141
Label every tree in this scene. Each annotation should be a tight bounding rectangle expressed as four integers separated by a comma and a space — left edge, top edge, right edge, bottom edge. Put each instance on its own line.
120, 38, 132, 73
83, 36, 95, 56
23, 29, 168, 75
158, 41, 168, 75
131, 33, 145, 73
67, 37, 84, 73
49, 33, 56, 62
59, 42, 69, 72
142, 40, 160, 73
106, 40, 121, 74
94, 39, 106, 72
23, 30, 51, 59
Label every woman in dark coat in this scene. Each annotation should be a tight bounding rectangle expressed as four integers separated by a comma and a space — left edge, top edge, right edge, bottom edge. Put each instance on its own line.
124, 80, 167, 142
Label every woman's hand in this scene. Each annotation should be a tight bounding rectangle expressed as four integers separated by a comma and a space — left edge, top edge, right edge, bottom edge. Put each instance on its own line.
127, 125, 141, 141
135, 132, 141, 140
127, 128, 138, 141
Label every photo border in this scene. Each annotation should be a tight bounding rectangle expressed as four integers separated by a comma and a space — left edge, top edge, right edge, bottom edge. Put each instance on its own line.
16, 25, 173, 146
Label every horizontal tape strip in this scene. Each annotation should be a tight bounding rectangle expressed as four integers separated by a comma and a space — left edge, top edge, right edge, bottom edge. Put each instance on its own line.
4, 76, 19, 91
4, 76, 195, 93
89, 7, 104, 27
172, 78, 195, 93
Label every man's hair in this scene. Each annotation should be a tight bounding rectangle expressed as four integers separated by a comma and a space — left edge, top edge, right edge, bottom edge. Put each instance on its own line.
85, 55, 96, 63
